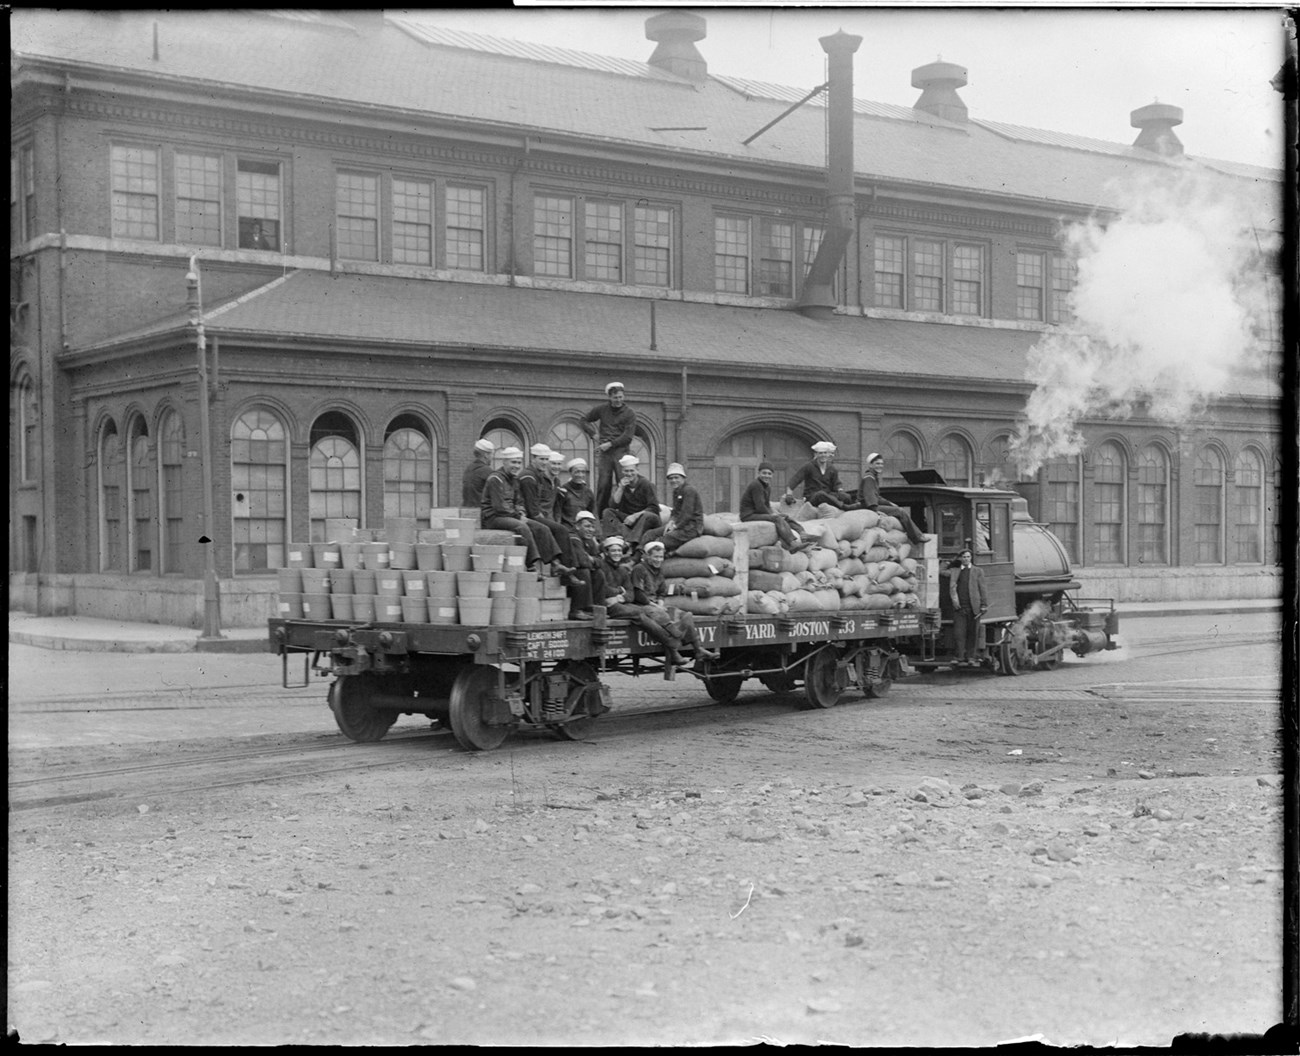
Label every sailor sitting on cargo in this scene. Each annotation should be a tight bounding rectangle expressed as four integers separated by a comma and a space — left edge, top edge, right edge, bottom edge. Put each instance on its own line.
784, 440, 852, 511
740, 462, 810, 552
642, 462, 703, 554
560, 510, 603, 621
518, 444, 575, 574
558, 457, 599, 531
600, 454, 662, 547
631, 541, 721, 664
854, 452, 928, 546
599, 537, 690, 667
480, 446, 567, 575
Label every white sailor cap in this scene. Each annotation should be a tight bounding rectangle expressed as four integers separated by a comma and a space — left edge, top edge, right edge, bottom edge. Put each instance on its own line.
575, 510, 597, 523
602, 535, 626, 550
498, 446, 524, 460
811, 441, 837, 454
618, 454, 640, 469
566, 458, 588, 471
604, 381, 625, 395
666, 463, 686, 478
548, 451, 566, 464
643, 540, 666, 553
529, 443, 552, 458
867, 451, 883, 463
474, 438, 495, 453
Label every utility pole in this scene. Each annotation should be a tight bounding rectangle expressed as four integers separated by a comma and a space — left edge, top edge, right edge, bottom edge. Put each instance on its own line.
186, 258, 224, 642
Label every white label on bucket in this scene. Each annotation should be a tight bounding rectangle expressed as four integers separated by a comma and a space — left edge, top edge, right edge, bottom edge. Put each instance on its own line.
383, 605, 402, 618
406, 581, 426, 592
437, 606, 456, 618
445, 528, 460, 539
490, 581, 505, 592
288, 550, 303, 562
379, 577, 399, 590
322, 553, 339, 565
278, 601, 290, 613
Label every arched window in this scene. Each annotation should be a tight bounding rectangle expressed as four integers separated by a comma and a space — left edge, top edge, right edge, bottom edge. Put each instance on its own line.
98, 419, 124, 571
18, 372, 39, 483
1193, 447, 1225, 564
159, 410, 185, 573
309, 412, 362, 541
713, 427, 810, 511
546, 418, 594, 469
934, 434, 973, 487
383, 415, 434, 521
1232, 448, 1265, 564
1092, 441, 1125, 564
982, 435, 1022, 487
1044, 455, 1081, 563
231, 408, 288, 572
883, 431, 922, 484
127, 417, 154, 572
1135, 444, 1169, 565
482, 419, 525, 469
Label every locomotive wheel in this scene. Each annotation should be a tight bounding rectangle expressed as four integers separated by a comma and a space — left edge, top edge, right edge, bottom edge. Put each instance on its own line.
448, 665, 512, 752
998, 626, 1029, 677
328, 675, 398, 743
550, 660, 600, 741
699, 659, 745, 704
803, 647, 848, 709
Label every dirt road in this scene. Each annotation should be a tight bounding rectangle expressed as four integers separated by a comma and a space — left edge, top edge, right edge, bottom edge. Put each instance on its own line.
7, 615, 1286, 1046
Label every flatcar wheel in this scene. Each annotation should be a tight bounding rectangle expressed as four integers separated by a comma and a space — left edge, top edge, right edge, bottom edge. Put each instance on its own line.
803, 647, 847, 709
448, 665, 511, 751
328, 675, 398, 743
551, 660, 600, 741
700, 659, 745, 704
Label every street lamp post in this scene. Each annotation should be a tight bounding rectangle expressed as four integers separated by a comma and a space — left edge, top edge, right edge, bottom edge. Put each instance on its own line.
186, 258, 224, 642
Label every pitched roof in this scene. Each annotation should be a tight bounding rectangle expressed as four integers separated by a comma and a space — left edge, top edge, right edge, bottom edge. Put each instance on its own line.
79, 270, 1277, 402
11, 9, 1281, 220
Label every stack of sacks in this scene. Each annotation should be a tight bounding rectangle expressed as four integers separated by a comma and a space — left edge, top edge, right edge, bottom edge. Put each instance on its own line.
659, 533, 744, 616
744, 507, 920, 615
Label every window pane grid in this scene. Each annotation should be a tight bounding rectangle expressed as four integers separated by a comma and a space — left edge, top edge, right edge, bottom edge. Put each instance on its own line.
1233, 451, 1264, 563
231, 410, 287, 572
336, 172, 379, 261
874, 235, 905, 307
634, 205, 672, 286
714, 216, 750, 294
534, 196, 573, 277
1016, 251, 1045, 320
584, 201, 623, 282
383, 427, 433, 521
758, 221, 793, 296
1050, 256, 1076, 323
446, 184, 485, 271
237, 160, 281, 249
111, 145, 159, 240
951, 245, 982, 315
392, 178, 432, 265
175, 152, 221, 246
913, 240, 943, 311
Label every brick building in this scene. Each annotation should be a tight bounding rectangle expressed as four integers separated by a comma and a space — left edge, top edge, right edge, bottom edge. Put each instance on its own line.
10, 9, 1283, 627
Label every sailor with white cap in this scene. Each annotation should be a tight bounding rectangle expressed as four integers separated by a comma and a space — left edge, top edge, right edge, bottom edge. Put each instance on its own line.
559, 456, 598, 530
581, 380, 637, 512
783, 439, 851, 511
856, 451, 928, 546
461, 436, 496, 507
642, 461, 703, 554
518, 443, 573, 573
479, 445, 567, 573
601, 452, 661, 546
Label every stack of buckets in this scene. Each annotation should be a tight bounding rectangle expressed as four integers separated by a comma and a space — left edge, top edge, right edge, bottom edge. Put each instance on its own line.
275, 514, 567, 625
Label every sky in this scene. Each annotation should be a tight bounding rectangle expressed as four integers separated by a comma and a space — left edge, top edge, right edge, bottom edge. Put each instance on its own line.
396, 4, 1291, 169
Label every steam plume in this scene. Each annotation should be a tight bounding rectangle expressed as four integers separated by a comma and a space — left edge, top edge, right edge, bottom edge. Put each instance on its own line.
1011, 169, 1281, 475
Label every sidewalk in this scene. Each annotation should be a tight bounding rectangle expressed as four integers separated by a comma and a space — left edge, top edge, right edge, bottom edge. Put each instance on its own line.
8, 598, 1284, 654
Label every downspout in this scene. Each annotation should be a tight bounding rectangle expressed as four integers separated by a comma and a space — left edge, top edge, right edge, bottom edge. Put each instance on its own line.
677, 364, 688, 461
797, 30, 863, 319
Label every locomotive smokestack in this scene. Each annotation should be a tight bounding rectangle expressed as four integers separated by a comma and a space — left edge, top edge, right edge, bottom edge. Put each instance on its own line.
797, 29, 862, 319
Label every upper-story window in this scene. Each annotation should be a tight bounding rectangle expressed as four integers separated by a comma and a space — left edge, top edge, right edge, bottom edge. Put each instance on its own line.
1016, 249, 1076, 323
534, 193, 675, 287
237, 158, 282, 250
392, 178, 433, 265
175, 152, 222, 246
11, 145, 36, 244
446, 184, 486, 271
111, 144, 160, 240
336, 171, 380, 261
716, 213, 829, 299
874, 233, 985, 316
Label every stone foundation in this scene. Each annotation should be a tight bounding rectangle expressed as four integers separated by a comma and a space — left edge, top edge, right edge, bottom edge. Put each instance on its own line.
1071, 566, 1281, 604
9, 573, 276, 629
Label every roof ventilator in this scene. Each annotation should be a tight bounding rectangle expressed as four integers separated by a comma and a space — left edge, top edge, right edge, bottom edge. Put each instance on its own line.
1130, 101, 1184, 157
645, 11, 708, 82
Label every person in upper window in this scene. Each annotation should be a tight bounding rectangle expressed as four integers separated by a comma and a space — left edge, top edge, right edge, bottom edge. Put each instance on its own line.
948, 547, 988, 667
461, 437, 495, 508
581, 381, 637, 512
856, 452, 928, 546
642, 462, 703, 554
784, 440, 852, 510
246, 220, 276, 251
741, 461, 809, 551
601, 453, 661, 547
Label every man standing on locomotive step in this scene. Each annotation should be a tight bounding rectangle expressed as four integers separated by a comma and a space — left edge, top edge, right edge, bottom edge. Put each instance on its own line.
856, 452, 928, 546
480, 446, 565, 574
949, 547, 988, 667
461, 437, 495, 507
582, 381, 637, 513
784, 440, 852, 511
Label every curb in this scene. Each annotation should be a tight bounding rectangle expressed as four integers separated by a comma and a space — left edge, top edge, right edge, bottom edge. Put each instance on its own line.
9, 629, 270, 655
1119, 604, 1282, 618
